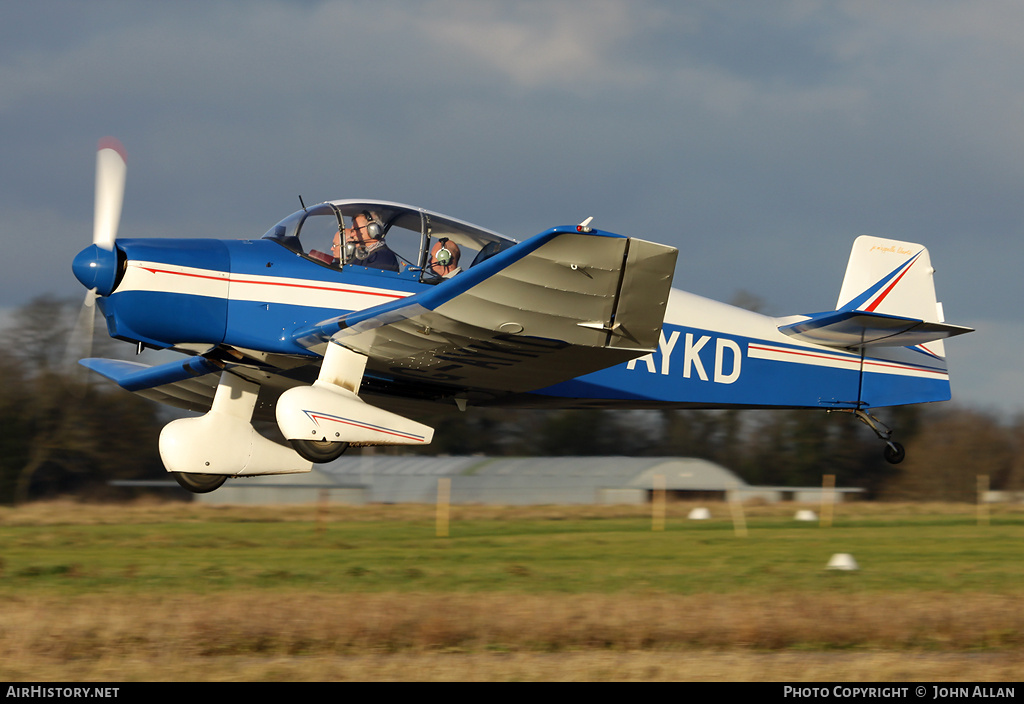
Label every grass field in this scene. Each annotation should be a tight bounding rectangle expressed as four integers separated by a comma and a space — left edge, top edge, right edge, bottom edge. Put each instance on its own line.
2, 500, 1023, 681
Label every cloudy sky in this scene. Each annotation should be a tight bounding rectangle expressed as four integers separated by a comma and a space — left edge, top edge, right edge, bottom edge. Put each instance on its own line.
2, 1, 1021, 414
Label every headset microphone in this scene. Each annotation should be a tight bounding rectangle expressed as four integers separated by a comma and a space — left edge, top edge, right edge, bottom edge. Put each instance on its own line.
345, 242, 369, 260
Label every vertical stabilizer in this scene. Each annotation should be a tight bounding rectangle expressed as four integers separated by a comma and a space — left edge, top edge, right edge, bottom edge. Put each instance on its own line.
779, 235, 971, 351
836, 235, 943, 322
837, 236, 949, 357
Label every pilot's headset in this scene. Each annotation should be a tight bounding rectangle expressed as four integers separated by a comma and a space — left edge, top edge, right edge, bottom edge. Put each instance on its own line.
434, 237, 454, 267
346, 211, 385, 261
360, 210, 385, 239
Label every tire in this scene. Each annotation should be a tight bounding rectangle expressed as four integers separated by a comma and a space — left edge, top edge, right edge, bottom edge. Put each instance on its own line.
290, 438, 350, 463
883, 442, 906, 465
172, 472, 228, 494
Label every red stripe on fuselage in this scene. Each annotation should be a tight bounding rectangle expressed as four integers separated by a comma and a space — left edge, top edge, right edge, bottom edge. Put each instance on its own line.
748, 344, 858, 365
748, 343, 946, 376
136, 266, 408, 299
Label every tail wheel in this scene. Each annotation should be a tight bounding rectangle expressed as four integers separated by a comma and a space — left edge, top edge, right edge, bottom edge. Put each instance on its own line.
883, 442, 906, 465
290, 438, 350, 463
172, 472, 228, 494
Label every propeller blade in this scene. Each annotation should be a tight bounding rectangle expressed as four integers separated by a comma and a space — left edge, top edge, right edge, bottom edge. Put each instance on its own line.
63, 288, 98, 377
93, 137, 126, 251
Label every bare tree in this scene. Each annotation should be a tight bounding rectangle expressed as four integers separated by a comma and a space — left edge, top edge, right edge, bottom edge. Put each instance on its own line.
881, 407, 1015, 501
0, 296, 164, 503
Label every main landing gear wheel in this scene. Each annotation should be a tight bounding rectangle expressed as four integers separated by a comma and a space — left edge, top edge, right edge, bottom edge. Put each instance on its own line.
883, 442, 906, 465
290, 438, 350, 463
172, 472, 228, 494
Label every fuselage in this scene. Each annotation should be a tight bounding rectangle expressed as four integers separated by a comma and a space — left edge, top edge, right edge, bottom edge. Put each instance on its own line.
77, 233, 953, 412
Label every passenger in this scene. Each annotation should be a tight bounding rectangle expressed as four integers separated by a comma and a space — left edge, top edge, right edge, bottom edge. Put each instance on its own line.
427, 237, 461, 279
342, 211, 399, 272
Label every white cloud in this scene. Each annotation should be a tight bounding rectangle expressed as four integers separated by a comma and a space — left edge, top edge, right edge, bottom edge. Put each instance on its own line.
414, 0, 668, 90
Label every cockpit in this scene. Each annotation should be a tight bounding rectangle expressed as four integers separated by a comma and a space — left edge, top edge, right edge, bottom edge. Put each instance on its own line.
261, 200, 517, 283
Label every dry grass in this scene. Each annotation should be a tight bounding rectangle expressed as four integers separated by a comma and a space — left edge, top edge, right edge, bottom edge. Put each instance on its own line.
2, 592, 1024, 680
3, 500, 1024, 680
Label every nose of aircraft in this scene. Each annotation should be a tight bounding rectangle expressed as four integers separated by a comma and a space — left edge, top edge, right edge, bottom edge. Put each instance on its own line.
72, 243, 120, 296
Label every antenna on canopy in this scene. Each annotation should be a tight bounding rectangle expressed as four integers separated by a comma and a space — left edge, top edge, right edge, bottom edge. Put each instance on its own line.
298, 195, 307, 212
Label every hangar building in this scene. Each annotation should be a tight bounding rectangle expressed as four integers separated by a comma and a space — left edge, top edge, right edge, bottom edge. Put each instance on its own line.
196, 455, 862, 506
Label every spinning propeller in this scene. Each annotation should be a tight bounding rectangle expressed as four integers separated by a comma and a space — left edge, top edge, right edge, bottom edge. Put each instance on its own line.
67, 138, 127, 372
93, 137, 126, 252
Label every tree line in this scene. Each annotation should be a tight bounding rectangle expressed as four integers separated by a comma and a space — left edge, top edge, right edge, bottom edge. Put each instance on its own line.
1, 295, 1020, 503
0, 296, 165, 503
421, 403, 1024, 500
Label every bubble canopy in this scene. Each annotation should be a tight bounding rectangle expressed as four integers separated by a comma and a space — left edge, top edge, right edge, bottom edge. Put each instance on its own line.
262, 199, 518, 278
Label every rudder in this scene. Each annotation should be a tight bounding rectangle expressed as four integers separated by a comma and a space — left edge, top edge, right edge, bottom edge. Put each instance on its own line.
836, 235, 944, 322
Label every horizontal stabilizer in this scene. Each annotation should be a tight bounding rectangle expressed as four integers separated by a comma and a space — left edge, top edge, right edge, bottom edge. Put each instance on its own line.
778, 310, 974, 348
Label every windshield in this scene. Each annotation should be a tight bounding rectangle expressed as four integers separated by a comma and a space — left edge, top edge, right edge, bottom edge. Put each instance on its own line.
262, 200, 517, 282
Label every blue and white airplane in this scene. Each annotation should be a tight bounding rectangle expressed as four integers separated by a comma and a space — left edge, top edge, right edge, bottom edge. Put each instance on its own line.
72, 139, 973, 493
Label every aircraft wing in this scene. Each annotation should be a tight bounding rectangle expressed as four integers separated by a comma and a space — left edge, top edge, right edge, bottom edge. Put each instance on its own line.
295, 228, 678, 394
78, 356, 308, 421
80, 358, 219, 411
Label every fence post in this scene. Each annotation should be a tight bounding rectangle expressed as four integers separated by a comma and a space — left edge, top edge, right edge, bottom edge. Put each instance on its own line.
729, 482, 747, 538
820, 475, 835, 528
436, 478, 451, 538
652, 474, 666, 531
977, 475, 990, 526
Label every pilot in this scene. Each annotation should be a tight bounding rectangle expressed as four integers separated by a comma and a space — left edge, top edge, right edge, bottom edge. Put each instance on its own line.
339, 211, 399, 272
426, 237, 461, 279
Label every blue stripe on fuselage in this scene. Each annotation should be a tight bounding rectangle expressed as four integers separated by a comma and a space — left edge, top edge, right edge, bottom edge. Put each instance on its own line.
530, 323, 951, 410
222, 240, 425, 353
99, 290, 228, 348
